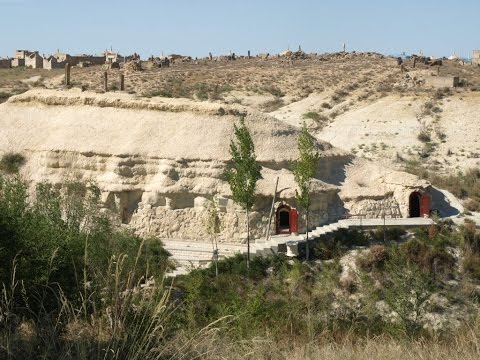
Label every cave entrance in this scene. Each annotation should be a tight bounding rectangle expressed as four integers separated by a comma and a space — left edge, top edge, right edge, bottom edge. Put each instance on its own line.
120, 190, 143, 224
409, 191, 431, 218
409, 192, 421, 218
276, 205, 299, 234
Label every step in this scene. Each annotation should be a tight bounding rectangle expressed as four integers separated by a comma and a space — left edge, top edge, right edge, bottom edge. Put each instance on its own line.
312, 228, 326, 237
168, 253, 228, 260
326, 224, 339, 232
165, 268, 190, 278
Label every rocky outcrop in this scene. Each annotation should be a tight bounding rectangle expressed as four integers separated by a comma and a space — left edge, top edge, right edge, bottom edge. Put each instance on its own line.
0, 89, 430, 242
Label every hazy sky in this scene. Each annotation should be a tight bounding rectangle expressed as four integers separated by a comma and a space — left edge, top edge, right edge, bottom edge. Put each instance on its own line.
0, 0, 478, 58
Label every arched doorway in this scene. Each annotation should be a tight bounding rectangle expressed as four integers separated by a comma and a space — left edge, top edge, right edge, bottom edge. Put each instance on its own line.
276, 205, 299, 235
409, 191, 431, 218
276, 205, 291, 234
409, 192, 421, 217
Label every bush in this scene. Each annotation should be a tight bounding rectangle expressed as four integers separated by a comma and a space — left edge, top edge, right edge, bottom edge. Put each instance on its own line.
461, 220, 480, 253
0, 91, 12, 103
463, 253, 480, 279
357, 245, 389, 272
369, 227, 406, 242
321, 102, 332, 109
261, 97, 284, 112
465, 199, 480, 212
383, 247, 435, 336
144, 88, 173, 98
302, 111, 329, 130
0, 153, 25, 174
0, 177, 170, 312
312, 229, 369, 260
417, 130, 431, 143
332, 88, 348, 101
399, 238, 455, 276
0, 176, 176, 359
433, 87, 450, 100
261, 85, 284, 97
194, 82, 209, 100
303, 111, 321, 121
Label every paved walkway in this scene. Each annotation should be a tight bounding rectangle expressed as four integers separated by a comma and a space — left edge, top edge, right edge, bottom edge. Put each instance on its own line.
164, 217, 435, 277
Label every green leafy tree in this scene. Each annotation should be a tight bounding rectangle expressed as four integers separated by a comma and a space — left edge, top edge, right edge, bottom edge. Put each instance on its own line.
225, 116, 262, 269
293, 122, 320, 261
205, 197, 222, 276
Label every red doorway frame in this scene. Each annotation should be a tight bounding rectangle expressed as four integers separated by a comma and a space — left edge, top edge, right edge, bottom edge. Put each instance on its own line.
276, 205, 299, 234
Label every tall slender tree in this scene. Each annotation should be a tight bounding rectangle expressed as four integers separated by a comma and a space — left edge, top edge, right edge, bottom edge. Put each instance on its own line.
225, 116, 262, 269
205, 197, 221, 277
293, 122, 320, 261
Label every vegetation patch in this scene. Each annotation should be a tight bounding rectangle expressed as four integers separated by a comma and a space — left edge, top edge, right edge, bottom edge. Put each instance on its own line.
261, 97, 284, 112
0, 152, 26, 174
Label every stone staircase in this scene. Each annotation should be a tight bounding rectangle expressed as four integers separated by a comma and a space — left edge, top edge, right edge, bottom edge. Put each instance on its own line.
164, 217, 434, 277
163, 240, 247, 277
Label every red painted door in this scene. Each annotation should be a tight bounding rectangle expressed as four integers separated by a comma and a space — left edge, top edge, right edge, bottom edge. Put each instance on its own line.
420, 194, 431, 217
289, 208, 299, 234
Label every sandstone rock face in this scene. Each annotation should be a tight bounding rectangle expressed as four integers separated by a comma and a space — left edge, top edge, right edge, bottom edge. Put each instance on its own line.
0, 89, 431, 242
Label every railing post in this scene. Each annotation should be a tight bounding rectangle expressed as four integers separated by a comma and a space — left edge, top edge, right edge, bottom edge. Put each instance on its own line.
104, 71, 108, 92
64, 63, 70, 86
120, 74, 124, 91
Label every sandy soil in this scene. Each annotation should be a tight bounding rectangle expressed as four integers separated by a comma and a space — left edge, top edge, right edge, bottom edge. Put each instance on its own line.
2, 53, 479, 176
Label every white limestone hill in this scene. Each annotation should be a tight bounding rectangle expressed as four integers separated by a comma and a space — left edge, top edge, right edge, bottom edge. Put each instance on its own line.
0, 89, 437, 241
272, 92, 480, 173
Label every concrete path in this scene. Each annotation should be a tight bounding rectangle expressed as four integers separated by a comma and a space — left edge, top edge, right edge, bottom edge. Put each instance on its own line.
164, 217, 434, 277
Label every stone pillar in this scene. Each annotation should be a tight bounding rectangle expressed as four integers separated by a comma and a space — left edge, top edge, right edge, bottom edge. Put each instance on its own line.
104, 71, 108, 92
413, 57, 416, 68
209, 52, 213, 61
248, 50, 251, 59
64, 63, 71, 86
165, 197, 173, 210
120, 74, 124, 91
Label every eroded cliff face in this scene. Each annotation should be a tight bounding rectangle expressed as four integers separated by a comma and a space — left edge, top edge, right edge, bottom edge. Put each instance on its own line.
0, 90, 429, 242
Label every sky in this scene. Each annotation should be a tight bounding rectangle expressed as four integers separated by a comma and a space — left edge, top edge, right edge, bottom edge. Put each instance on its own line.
0, 0, 478, 59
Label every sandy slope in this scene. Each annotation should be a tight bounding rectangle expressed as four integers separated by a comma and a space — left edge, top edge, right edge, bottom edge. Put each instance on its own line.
272, 92, 480, 173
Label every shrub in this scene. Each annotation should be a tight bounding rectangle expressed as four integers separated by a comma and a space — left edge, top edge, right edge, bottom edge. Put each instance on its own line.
261, 97, 284, 112
383, 247, 435, 336
303, 111, 321, 121
332, 88, 349, 101
465, 199, 480, 212
433, 87, 450, 100
357, 245, 389, 272
144, 89, 172, 98
417, 130, 431, 143
0, 91, 12, 103
369, 227, 406, 242
0, 177, 170, 312
329, 110, 340, 119
302, 111, 330, 130
463, 253, 480, 279
399, 238, 455, 276
312, 229, 369, 260
0, 152, 26, 174
321, 102, 332, 109
376, 83, 393, 93
194, 82, 209, 100
461, 220, 480, 253
261, 85, 284, 97
210, 83, 233, 100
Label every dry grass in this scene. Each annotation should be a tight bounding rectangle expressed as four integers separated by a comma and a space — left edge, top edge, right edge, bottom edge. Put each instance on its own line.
160, 320, 480, 360
36, 55, 398, 101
